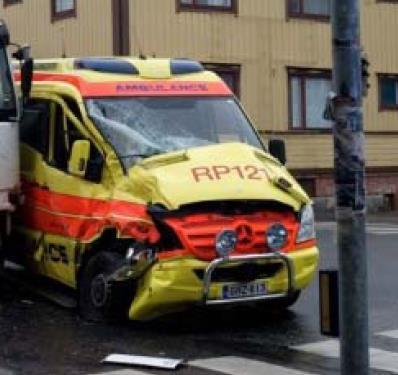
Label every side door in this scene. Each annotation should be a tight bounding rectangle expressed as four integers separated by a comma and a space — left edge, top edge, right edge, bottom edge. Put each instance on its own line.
0, 46, 18, 206
37, 96, 106, 288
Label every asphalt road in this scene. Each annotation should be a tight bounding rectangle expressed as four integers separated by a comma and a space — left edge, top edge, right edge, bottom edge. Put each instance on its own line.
0, 219, 398, 375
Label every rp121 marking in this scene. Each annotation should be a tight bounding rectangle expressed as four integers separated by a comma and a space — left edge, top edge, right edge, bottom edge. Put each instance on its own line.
192, 165, 271, 182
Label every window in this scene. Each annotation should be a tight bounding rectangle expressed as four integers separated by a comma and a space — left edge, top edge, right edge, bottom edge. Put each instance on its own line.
379, 75, 398, 110
50, 99, 104, 181
296, 177, 316, 197
86, 96, 262, 169
20, 102, 50, 155
288, 0, 331, 19
3, 0, 22, 6
53, 102, 72, 170
289, 69, 332, 130
52, 101, 89, 171
51, 0, 76, 21
178, 0, 237, 13
203, 64, 240, 97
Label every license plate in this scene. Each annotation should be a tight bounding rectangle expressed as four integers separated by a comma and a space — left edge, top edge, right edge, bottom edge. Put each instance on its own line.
222, 281, 267, 300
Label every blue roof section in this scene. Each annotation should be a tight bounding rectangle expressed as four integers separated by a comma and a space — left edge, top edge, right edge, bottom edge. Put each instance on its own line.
170, 59, 204, 74
74, 57, 204, 76
75, 58, 139, 75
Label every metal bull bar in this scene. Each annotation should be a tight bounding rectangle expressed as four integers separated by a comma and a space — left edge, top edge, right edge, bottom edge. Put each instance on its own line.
202, 252, 295, 305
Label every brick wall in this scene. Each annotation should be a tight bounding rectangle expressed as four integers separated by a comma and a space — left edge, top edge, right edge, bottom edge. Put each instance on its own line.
312, 171, 398, 210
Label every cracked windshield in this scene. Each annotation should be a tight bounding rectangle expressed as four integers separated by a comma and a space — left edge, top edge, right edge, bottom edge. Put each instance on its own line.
86, 96, 263, 169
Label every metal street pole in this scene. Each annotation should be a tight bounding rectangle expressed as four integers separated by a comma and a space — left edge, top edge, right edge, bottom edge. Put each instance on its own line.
331, 0, 370, 374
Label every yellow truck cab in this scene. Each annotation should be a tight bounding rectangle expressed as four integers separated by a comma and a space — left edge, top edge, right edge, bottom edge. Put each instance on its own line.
10, 57, 319, 321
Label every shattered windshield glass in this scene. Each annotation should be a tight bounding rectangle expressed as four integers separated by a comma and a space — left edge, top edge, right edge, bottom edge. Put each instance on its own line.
86, 97, 264, 169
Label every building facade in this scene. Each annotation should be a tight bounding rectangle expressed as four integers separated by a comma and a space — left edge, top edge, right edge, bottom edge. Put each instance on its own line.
2, 0, 398, 208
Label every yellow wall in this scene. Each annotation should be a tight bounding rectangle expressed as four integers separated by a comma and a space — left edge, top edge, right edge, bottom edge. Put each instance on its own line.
2, 0, 398, 170
129, 0, 398, 170
130, 0, 332, 133
1, 0, 112, 58
280, 133, 398, 170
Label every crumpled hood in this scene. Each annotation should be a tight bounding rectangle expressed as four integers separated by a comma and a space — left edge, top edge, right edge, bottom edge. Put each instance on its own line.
126, 143, 310, 211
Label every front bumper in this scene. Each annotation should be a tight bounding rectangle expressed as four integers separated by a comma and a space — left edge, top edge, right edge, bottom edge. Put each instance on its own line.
202, 252, 294, 305
128, 246, 319, 320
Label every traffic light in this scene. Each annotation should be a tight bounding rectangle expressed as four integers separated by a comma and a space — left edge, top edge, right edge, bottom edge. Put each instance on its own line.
361, 54, 370, 98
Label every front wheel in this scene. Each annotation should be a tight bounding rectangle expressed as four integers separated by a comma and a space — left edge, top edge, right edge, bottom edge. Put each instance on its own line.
78, 251, 134, 323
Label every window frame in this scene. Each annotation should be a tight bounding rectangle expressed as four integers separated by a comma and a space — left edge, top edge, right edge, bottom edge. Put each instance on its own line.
20, 101, 50, 156
286, 0, 331, 21
288, 67, 332, 131
47, 96, 87, 170
202, 63, 241, 97
378, 73, 398, 111
3, 0, 22, 6
177, 0, 238, 14
51, 0, 76, 22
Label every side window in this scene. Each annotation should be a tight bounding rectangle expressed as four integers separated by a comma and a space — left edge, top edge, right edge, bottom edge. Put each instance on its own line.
20, 101, 50, 155
50, 99, 104, 182
63, 96, 83, 122
52, 101, 86, 171
52, 102, 70, 170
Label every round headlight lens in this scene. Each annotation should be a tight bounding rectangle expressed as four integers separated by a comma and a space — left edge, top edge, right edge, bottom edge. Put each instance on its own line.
266, 224, 288, 251
215, 230, 237, 258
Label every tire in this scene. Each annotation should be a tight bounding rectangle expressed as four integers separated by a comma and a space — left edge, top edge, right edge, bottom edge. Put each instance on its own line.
78, 251, 134, 323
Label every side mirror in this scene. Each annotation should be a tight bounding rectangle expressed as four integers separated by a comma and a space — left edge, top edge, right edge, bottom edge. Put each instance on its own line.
268, 139, 287, 165
68, 140, 90, 177
21, 57, 33, 104
0, 20, 10, 47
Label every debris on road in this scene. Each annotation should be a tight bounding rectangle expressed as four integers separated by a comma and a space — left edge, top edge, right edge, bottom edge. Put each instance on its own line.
102, 354, 184, 370
19, 299, 34, 305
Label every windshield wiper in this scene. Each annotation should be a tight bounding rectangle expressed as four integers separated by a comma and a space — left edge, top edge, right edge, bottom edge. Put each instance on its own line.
119, 151, 163, 160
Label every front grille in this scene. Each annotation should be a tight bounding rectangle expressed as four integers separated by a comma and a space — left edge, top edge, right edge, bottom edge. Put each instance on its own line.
163, 211, 298, 261
194, 262, 283, 283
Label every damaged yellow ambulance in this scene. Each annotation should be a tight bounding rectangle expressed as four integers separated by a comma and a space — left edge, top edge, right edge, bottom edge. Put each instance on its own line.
10, 58, 319, 321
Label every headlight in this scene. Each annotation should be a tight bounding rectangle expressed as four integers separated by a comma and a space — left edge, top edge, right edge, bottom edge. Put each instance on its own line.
266, 223, 288, 251
296, 204, 316, 243
215, 230, 237, 257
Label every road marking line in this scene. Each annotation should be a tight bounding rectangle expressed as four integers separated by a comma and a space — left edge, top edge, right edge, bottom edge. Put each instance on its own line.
190, 356, 316, 375
293, 339, 398, 374
377, 330, 398, 339
316, 222, 398, 235
86, 369, 152, 375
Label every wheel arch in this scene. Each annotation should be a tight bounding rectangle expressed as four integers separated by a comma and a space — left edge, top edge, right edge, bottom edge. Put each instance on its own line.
76, 228, 132, 287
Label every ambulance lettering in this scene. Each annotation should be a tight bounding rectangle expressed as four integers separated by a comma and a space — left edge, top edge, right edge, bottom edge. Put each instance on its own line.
45, 243, 69, 264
